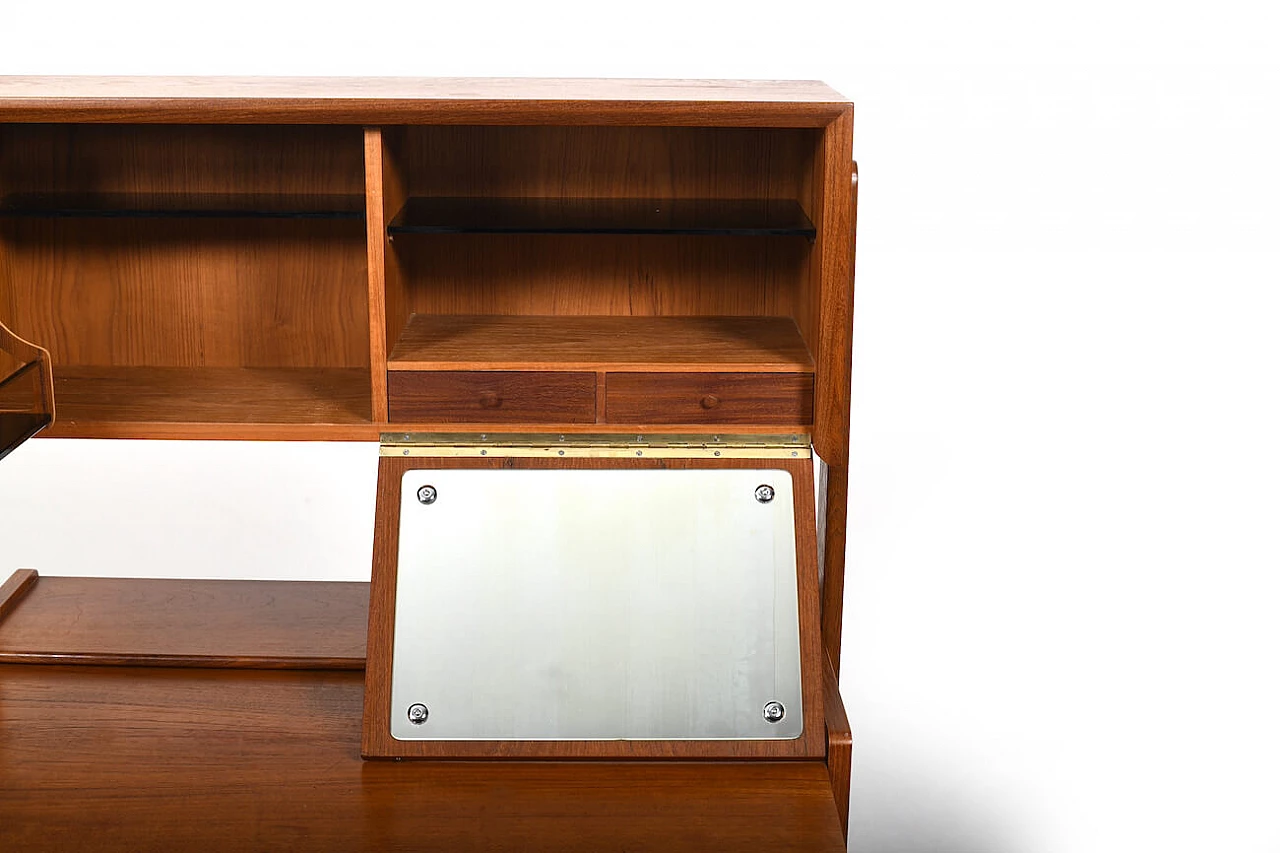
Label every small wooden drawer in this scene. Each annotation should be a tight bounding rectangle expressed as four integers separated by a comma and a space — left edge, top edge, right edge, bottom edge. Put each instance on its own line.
388, 371, 597, 423
605, 373, 814, 425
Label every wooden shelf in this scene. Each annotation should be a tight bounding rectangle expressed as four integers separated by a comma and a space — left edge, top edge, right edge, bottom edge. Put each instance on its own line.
48, 366, 371, 429
387, 197, 816, 237
0, 573, 368, 669
0, 192, 366, 220
388, 315, 815, 373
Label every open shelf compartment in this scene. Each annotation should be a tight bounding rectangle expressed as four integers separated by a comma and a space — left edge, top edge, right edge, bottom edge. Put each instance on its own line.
0, 124, 374, 436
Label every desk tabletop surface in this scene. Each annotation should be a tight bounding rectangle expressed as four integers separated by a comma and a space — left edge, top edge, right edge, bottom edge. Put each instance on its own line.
0, 664, 846, 852
0, 573, 848, 850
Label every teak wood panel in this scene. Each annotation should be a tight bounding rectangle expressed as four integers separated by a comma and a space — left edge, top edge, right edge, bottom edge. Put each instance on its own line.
0, 218, 370, 370
387, 371, 597, 424
824, 652, 853, 838
0, 76, 850, 126
0, 573, 368, 669
363, 455, 826, 760
33, 420, 814, 443
363, 128, 391, 421
604, 372, 814, 425
0, 665, 846, 852
391, 126, 817, 204
0, 124, 365, 199
47, 366, 370, 427
0, 568, 38, 624
390, 233, 809, 322
820, 459, 852, 671
0, 571, 852, 842
388, 314, 815, 372
810, 115, 855, 466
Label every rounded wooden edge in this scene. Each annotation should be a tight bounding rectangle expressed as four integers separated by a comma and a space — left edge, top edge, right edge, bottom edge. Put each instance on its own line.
0, 569, 39, 625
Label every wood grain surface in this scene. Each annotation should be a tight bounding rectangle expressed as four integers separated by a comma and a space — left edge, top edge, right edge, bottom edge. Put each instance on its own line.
0, 664, 845, 852
0, 576, 368, 669
388, 370, 598, 424
387, 196, 815, 236
0, 569, 38, 625
811, 126, 855, 466
824, 652, 853, 839
46, 365, 371, 426
0, 123, 372, 432
392, 232, 809, 323
363, 455, 825, 760
0, 77, 849, 126
605, 372, 814, 425
0, 124, 365, 198
395, 125, 815, 201
363, 128, 391, 421
0, 219, 369, 369
388, 314, 814, 373
820, 460, 852, 671
385, 125, 817, 347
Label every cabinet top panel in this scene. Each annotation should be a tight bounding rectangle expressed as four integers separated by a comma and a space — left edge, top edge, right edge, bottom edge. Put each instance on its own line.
0, 77, 851, 126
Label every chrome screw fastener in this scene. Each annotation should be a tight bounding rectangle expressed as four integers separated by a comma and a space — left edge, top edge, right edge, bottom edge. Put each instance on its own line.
754, 484, 775, 504
407, 703, 429, 724
763, 701, 786, 723
416, 485, 438, 505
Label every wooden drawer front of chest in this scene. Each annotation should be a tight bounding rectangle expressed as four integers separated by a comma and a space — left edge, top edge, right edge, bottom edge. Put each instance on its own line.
605, 373, 814, 425
388, 371, 597, 423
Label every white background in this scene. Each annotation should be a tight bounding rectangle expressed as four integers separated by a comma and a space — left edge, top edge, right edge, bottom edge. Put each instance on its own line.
2, 3, 1278, 850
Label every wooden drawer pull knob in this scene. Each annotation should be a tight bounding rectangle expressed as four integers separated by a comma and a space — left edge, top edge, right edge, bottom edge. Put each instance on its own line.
700, 394, 721, 409
478, 391, 503, 409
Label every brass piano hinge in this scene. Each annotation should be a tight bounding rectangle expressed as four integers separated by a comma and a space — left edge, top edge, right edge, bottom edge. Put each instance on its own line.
379, 433, 812, 459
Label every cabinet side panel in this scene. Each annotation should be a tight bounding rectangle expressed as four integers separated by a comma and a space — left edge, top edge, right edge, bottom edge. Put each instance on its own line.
811, 109, 854, 465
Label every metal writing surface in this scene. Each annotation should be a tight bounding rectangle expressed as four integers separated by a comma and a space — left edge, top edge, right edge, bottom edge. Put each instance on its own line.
390, 467, 802, 741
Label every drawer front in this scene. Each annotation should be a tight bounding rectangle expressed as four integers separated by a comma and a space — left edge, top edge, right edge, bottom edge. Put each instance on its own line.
605, 373, 814, 425
388, 371, 597, 423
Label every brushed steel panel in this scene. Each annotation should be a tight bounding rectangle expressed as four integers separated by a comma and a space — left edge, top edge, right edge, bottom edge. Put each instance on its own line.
390, 467, 802, 741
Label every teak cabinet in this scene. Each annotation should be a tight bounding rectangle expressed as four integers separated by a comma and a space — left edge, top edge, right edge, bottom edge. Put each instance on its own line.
0, 77, 857, 851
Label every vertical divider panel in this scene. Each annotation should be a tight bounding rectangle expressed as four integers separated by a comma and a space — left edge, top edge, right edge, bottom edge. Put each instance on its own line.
364, 128, 391, 422
381, 130, 410, 370
364, 126, 411, 424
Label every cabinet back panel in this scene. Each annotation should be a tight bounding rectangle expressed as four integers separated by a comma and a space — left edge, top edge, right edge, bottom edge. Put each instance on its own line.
392, 234, 810, 324
0, 124, 365, 197
393, 126, 818, 207
0, 219, 369, 369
